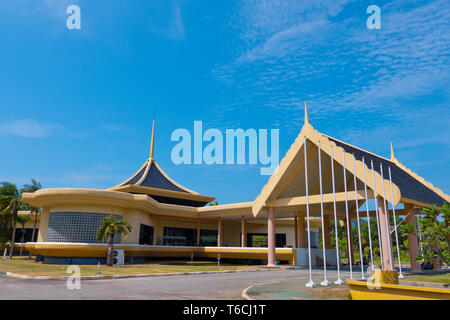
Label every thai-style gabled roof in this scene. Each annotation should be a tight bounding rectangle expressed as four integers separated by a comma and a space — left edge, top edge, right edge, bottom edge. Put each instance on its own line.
109, 121, 215, 207
252, 103, 449, 216
324, 136, 448, 208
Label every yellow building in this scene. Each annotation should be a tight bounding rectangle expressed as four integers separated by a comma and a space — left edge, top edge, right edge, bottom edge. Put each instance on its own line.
23, 106, 449, 267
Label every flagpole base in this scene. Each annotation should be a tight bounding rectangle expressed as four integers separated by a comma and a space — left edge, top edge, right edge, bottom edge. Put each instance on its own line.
305, 280, 316, 288
334, 279, 344, 285
320, 279, 329, 286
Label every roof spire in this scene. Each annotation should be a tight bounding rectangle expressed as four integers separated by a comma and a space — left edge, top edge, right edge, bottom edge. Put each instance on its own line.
150, 120, 155, 160
390, 141, 395, 160
304, 101, 309, 125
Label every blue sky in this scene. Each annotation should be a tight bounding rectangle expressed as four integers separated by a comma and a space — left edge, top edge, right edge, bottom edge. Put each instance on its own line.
0, 0, 448, 204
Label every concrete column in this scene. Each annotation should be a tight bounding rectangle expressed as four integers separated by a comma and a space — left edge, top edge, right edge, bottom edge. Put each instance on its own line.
217, 217, 222, 247
404, 204, 421, 272
323, 215, 331, 249
294, 216, 298, 248
267, 208, 276, 267
241, 215, 247, 247
297, 211, 306, 248
196, 221, 200, 246
378, 198, 393, 270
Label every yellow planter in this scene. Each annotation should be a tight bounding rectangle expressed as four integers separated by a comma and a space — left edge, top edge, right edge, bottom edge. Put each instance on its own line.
347, 279, 450, 300
372, 269, 399, 284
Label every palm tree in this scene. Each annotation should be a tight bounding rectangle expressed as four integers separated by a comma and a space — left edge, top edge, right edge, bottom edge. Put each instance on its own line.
21, 179, 42, 259
16, 214, 30, 256
0, 182, 23, 259
97, 216, 132, 266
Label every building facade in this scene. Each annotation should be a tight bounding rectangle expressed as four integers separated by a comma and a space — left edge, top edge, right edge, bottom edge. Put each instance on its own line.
23, 108, 449, 268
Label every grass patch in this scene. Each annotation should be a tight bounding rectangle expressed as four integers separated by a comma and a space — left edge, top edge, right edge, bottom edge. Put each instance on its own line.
404, 273, 450, 284
0, 257, 266, 277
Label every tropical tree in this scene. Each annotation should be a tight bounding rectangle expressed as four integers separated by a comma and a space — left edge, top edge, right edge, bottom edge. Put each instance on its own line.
16, 214, 30, 256
416, 205, 449, 269
0, 182, 23, 258
96, 216, 132, 266
21, 179, 42, 258
441, 202, 450, 229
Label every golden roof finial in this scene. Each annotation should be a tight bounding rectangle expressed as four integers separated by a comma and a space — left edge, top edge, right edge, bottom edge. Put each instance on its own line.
304, 101, 309, 125
150, 120, 155, 160
390, 141, 395, 160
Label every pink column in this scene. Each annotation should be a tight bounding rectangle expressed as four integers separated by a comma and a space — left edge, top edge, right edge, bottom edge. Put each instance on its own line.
241, 215, 247, 247
378, 198, 393, 270
196, 221, 200, 246
298, 212, 306, 248
267, 208, 276, 267
294, 216, 298, 248
323, 215, 331, 249
404, 204, 421, 272
217, 217, 222, 247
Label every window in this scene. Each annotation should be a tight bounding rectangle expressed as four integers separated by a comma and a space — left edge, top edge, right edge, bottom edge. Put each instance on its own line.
14, 228, 38, 243
246, 233, 286, 248
47, 212, 122, 243
163, 227, 196, 246
139, 224, 154, 245
199, 229, 217, 246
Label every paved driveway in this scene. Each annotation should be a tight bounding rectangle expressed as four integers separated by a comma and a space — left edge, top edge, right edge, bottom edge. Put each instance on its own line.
0, 269, 351, 300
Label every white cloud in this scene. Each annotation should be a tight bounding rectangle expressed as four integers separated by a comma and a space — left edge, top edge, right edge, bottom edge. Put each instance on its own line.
0, 119, 64, 138
212, 0, 449, 129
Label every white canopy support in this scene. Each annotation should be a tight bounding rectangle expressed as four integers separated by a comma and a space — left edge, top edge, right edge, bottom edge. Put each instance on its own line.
362, 157, 374, 269
380, 162, 394, 270
342, 150, 353, 278
388, 166, 403, 278
318, 142, 329, 286
371, 160, 384, 268
304, 137, 315, 288
352, 155, 365, 279
331, 146, 343, 285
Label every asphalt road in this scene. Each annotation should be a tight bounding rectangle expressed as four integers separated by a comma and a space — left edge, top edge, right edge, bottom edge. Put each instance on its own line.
0, 269, 351, 300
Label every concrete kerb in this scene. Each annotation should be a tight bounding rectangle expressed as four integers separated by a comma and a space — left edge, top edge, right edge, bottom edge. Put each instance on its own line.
0, 267, 276, 281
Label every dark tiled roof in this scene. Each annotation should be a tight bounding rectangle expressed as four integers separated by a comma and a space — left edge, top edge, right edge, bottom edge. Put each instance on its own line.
121, 161, 188, 193
124, 166, 146, 185
140, 163, 188, 193
327, 136, 446, 206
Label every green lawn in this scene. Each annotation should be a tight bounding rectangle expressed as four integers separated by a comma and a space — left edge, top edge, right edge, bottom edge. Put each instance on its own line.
404, 273, 450, 284
0, 257, 266, 277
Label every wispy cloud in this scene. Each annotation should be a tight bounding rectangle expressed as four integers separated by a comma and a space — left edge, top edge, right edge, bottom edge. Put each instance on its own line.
0, 119, 64, 138
211, 0, 449, 135
167, 5, 185, 41
146, 3, 185, 41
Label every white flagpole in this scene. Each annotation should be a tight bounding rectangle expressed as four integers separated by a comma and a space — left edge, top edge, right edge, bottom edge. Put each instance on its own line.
371, 160, 383, 268
352, 154, 365, 279
331, 147, 343, 285
304, 137, 315, 288
342, 150, 353, 278
380, 162, 394, 270
388, 166, 403, 278
318, 142, 328, 286
362, 157, 374, 269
